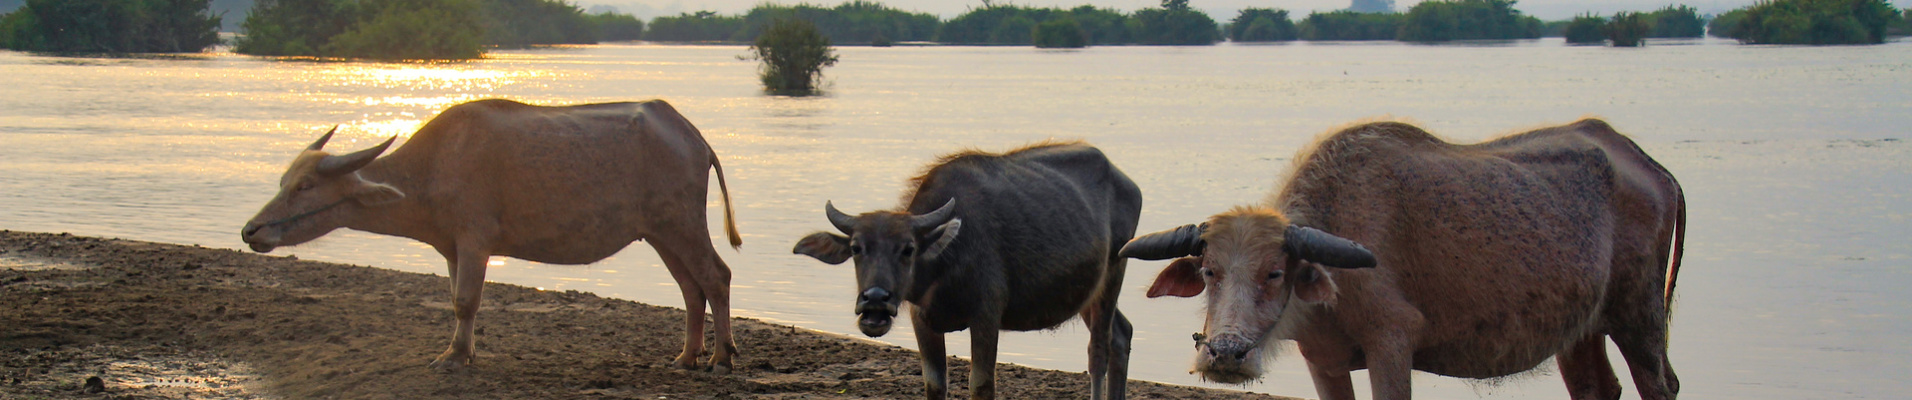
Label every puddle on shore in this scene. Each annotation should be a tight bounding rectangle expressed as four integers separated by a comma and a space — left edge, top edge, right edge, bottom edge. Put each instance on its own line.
0, 254, 90, 271
3, 345, 266, 400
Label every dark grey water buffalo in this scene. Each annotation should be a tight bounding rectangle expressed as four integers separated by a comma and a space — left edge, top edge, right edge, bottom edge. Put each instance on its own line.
241, 99, 743, 373
793, 141, 1143, 400
1122, 119, 1686, 400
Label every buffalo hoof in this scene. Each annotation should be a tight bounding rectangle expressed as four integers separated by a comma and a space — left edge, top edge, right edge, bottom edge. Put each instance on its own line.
670, 353, 701, 371
430, 350, 472, 373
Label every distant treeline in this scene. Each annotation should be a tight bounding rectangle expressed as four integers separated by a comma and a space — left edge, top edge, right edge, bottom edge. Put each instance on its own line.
1708, 0, 1903, 44
650, 1, 1218, 47
234, 0, 649, 60
1, 0, 221, 53
1561, 5, 1704, 46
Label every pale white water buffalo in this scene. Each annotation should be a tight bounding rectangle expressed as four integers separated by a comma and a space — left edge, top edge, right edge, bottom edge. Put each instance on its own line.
792, 141, 1143, 400
241, 99, 744, 373
1121, 119, 1685, 400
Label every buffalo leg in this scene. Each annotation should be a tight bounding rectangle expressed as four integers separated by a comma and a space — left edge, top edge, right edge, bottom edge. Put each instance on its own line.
654, 245, 709, 371
1300, 345, 1357, 400
912, 309, 948, 400
430, 245, 490, 372
1365, 338, 1414, 400
1613, 327, 1677, 400
1107, 309, 1132, 400
968, 320, 1000, 400
1557, 333, 1622, 400
1081, 303, 1132, 400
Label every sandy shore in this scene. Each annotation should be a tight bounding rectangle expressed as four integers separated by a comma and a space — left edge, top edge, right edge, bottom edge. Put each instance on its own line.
0, 230, 1295, 399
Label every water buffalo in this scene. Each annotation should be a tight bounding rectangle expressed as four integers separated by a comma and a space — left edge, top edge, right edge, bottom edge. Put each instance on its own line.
792, 141, 1143, 400
1121, 119, 1685, 400
241, 99, 744, 373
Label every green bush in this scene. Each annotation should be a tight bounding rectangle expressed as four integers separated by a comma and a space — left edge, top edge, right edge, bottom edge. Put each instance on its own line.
1709, 9, 1747, 37
1032, 17, 1087, 47
2, 0, 221, 52
1298, 10, 1403, 40
1646, 5, 1705, 37
1724, 0, 1897, 44
732, 1, 939, 44
323, 0, 481, 59
481, 0, 594, 47
1563, 14, 1605, 43
1605, 11, 1650, 46
751, 17, 837, 94
939, 5, 1133, 45
1129, 6, 1220, 45
236, 0, 483, 59
1229, 8, 1298, 41
1398, 0, 1542, 41
589, 11, 644, 41
644, 11, 743, 42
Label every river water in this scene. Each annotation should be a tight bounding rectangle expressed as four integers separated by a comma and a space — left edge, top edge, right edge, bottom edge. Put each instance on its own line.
2, 37, 1909, 399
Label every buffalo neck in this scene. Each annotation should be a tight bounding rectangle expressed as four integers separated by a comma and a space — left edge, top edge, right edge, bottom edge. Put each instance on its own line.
339, 155, 451, 250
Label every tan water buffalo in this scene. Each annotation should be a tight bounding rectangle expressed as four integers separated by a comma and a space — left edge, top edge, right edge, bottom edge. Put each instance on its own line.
1121, 119, 1685, 400
241, 99, 744, 373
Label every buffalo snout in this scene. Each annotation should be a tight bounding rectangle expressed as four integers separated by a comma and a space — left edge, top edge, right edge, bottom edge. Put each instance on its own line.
240, 223, 277, 253
1193, 333, 1262, 384
855, 287, 898, 337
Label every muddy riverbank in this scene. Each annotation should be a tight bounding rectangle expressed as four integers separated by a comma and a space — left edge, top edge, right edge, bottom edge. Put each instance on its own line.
0, 230, 1291, 399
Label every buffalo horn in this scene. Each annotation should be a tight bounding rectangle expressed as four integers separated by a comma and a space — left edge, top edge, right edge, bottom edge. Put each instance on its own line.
316, 136, 395, 177
1119, 223, 1206, 260
825, 201, 857, 234
1282, 226, 1377, 269
307, 125, 339, 151
910, 199, 958, 231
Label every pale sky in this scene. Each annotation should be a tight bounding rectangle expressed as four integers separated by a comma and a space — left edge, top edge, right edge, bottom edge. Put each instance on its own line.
575, 0, 1765, 21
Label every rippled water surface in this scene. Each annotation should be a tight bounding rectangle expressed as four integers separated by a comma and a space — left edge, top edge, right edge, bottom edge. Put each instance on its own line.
3, 38, 1910, 399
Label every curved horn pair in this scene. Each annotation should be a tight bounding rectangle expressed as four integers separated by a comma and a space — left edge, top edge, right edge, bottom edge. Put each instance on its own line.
316, 135, 397, 177
1119, 223, 1207, 260
910, 199, 957, 231
1120, 222, 1377, 269
823, 199, 958, 234
307, 125, 339, 151
1281, 226, 1377, 269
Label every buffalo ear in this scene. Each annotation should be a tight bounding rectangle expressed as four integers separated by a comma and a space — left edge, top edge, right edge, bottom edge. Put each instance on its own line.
353, 181, 405, 206
1292, 261, 1338, 304
793, 232, 852, 265
920, 218, 962, 261
1146, 257, 1206, 298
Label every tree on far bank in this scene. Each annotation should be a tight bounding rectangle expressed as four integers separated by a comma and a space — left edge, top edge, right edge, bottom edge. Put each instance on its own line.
1, 0, 220, 53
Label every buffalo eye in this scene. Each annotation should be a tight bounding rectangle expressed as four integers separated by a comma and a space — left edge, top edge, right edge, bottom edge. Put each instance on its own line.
295, 181, 315, 192
849, 243, 863, 256
1201, 268, 1214, 278
900, 243, 915, 257
1267, 270, 1284, 281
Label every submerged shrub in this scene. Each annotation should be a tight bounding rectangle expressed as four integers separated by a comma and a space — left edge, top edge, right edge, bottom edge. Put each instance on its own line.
323, 0, 483, 60
1646, 5, 1705, 37
645, 11, 744, 42
1563, 14, 1606, 44
1298, 10, 1403, 40
589, 11, 645, 42
1033, 17, 1088, 48
1605, 11, 1650, 46
1398, 0, 1543, 41
751, 17, 838, 94
1725, 0, 1897, 44
1229, 8, 1298, 41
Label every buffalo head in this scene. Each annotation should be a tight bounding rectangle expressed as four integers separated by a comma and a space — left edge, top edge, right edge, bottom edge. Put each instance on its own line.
792, 199, 962, 337
1120, 206, 1375, 384
240, 127, 404, 253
